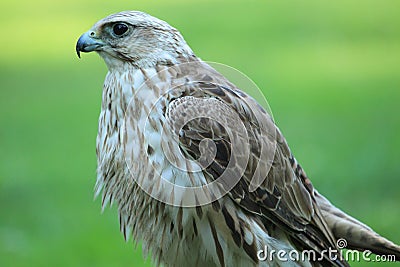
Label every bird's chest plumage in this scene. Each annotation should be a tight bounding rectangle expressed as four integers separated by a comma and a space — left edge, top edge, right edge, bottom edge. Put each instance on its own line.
96, 67, 204, 209
95, 68, 214, 265
96, 69, 162, 198
94, 66, 308, 267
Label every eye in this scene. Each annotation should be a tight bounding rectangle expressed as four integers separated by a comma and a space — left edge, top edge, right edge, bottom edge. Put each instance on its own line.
112, 23, 129, 36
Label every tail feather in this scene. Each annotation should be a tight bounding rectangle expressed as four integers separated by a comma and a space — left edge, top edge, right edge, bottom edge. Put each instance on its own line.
315, 191, 400, 261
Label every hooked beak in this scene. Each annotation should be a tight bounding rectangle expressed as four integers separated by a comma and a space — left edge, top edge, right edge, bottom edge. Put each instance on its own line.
76, 31, 104, 58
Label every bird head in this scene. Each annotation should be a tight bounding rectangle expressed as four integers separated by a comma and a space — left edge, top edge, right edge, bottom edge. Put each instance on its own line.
76, 11, 194, 69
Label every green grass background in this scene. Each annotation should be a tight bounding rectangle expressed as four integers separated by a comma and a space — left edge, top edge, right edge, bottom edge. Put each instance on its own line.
0, 0, 399, 266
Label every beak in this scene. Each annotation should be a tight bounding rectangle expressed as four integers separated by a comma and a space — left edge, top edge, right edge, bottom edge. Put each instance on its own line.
76, 31, 104, 58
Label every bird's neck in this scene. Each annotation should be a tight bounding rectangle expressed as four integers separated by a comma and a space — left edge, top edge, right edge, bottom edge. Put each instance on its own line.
103, 65, 168, 111
103, 55, 200, 110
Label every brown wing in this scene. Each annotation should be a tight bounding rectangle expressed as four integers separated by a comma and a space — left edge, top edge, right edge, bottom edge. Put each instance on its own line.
164, 76, 349, 267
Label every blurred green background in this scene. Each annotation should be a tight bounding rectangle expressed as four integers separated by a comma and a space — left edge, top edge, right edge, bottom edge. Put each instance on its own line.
0, 0, 399, 266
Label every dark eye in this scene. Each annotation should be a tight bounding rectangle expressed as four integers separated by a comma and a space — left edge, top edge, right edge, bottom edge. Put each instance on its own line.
112, 23, 129, 36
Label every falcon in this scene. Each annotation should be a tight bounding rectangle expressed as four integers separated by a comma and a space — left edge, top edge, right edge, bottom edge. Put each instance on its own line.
76, 11, 400, 266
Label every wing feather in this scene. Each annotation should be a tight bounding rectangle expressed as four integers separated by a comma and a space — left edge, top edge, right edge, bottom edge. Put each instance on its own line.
164, 66, 348, 266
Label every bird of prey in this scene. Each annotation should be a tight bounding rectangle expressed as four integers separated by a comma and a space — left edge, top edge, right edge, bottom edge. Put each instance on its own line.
76, 11, 400, 267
